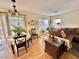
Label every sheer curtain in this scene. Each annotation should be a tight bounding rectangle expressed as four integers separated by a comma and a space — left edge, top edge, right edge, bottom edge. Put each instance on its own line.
0, 14, 8, 46
0, 14, 10, 59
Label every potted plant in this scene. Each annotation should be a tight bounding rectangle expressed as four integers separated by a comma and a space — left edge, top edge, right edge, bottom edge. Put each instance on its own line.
46, 27, 52, 33
12, 26, 26, 36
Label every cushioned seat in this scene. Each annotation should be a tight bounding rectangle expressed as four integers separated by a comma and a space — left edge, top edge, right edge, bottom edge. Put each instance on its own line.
73, 35, 79, 43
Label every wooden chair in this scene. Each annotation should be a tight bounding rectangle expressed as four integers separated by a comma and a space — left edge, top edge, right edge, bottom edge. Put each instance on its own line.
26, 33, 32, 47
30, 28, 38, 38
13, 35, 27, 56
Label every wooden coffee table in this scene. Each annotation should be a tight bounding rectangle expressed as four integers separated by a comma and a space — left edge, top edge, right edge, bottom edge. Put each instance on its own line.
45, 39, 64, 59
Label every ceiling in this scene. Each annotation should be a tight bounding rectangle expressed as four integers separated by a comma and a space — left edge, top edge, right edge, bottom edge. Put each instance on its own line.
0, 0, 79, 16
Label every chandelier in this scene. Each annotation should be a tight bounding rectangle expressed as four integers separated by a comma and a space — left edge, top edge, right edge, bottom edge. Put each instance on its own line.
8, 0, 20, 17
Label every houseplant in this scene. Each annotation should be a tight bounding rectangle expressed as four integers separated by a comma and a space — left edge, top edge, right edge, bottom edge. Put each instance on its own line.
12, 26, 26, 36
46, 27, 52, 33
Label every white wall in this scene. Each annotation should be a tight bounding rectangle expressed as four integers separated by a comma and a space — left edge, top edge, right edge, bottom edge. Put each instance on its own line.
51, 10, 79, 28
24, 12, 49, 33
0, 8, 50, 34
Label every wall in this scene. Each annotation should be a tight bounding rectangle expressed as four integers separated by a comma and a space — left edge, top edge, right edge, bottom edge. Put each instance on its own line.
24, 12, 50, 33
0, 8, 50, 34
51, 9, 79, 28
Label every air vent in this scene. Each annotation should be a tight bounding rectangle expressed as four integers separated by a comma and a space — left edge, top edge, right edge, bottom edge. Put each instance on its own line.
53, 11, 59, 13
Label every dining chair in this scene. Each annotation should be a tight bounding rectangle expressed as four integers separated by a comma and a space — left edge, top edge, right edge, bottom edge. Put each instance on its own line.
13, 35, 27, 56
26, 33, 32, 47
30, 28, 38, 38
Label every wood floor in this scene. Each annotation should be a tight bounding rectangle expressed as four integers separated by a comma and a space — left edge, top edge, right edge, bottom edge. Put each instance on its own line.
0, 37, 79, 59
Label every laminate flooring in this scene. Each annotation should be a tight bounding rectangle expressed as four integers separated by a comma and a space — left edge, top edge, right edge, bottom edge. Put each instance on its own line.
0, 37, 79, 59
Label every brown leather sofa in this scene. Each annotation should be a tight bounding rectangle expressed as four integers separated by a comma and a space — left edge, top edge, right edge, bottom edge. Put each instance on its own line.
62, 28, 79, 52
62, 28, 79, 35
62, 28, 79, 42
62, 28, 79, 53
51, 28, 79, 52
51, 28, 79, 42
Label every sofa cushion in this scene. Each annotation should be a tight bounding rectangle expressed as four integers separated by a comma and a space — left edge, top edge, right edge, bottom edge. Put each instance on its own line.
75, 28, 79, 35
73, 35, 79, 43
60, 30, 66, 38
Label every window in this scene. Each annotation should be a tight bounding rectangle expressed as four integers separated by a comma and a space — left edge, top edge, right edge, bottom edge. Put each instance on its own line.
51, 19, 61, 29
8, 16, 25, 35
39, 19, 49, 33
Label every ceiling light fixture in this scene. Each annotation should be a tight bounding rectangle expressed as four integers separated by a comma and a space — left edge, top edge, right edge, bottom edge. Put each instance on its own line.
8, 0, 20, 17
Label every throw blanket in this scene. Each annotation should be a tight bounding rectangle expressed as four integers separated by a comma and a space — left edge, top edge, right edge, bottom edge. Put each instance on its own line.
54, 36, 72, 50
39, 34, 72, 50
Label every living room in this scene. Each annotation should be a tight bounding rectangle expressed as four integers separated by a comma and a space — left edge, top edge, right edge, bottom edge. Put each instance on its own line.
0, 0, 79, 59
